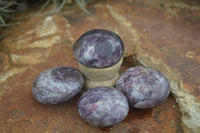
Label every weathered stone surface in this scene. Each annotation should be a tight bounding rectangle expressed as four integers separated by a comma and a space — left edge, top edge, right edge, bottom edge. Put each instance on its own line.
63, 1, 200, 131
0, 0, 199, 132
110, 1, 200, 132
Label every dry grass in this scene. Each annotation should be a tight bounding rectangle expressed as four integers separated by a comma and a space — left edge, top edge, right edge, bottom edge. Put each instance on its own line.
0, 0, 94, 39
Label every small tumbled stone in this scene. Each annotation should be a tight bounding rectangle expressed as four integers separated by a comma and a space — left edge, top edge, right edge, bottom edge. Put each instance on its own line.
32, 66, 84, 104
73, 29, 124, 68
116, 66, 170, 109
78, 86, 129, 127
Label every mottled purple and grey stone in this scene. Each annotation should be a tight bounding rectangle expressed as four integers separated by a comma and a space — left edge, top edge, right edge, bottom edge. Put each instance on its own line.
78, 86, 129, 127
116, 66, 170, 109
73, 29, 124, 68
32, 66, 84, 104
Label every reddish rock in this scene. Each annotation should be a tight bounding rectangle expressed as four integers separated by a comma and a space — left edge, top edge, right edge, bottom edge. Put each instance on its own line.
0, 0, 200, 132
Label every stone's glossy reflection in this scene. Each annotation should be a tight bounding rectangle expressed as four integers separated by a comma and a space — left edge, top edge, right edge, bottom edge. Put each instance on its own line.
73, 29, 124, 68
116, 66, 170, 109
32, 66, 84, 104
78, 86, 129, 127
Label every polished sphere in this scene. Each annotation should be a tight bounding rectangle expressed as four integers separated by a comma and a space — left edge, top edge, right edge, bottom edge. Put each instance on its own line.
73, 29, 124, 68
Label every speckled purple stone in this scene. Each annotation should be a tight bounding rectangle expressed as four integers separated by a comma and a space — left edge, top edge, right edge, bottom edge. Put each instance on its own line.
78, 86, 129, 127
73, 29, 124, 68
116, 66, 170, 109
32, 66, 84, 104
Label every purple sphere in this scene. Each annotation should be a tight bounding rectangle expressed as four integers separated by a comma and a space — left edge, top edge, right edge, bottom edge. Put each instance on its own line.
32, 66, 84, 104
116, 66, 170, 109
78, 86, 129, 127
73, 29, 124, 68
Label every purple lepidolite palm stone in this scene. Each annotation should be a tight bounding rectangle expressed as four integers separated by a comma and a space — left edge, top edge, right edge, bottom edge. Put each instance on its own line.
116, 66, 170, 109
32, 66, 84, 104
78, 86, 129, 127
73, 29, 124, 68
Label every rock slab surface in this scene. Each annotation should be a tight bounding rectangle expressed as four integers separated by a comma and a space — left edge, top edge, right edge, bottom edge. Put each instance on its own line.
0, 0, 200, 132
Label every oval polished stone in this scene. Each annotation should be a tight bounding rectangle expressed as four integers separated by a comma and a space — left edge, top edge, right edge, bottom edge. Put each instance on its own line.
116, 66, 170, 109
32, 66, 84, 104
78, 86, 129, 127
